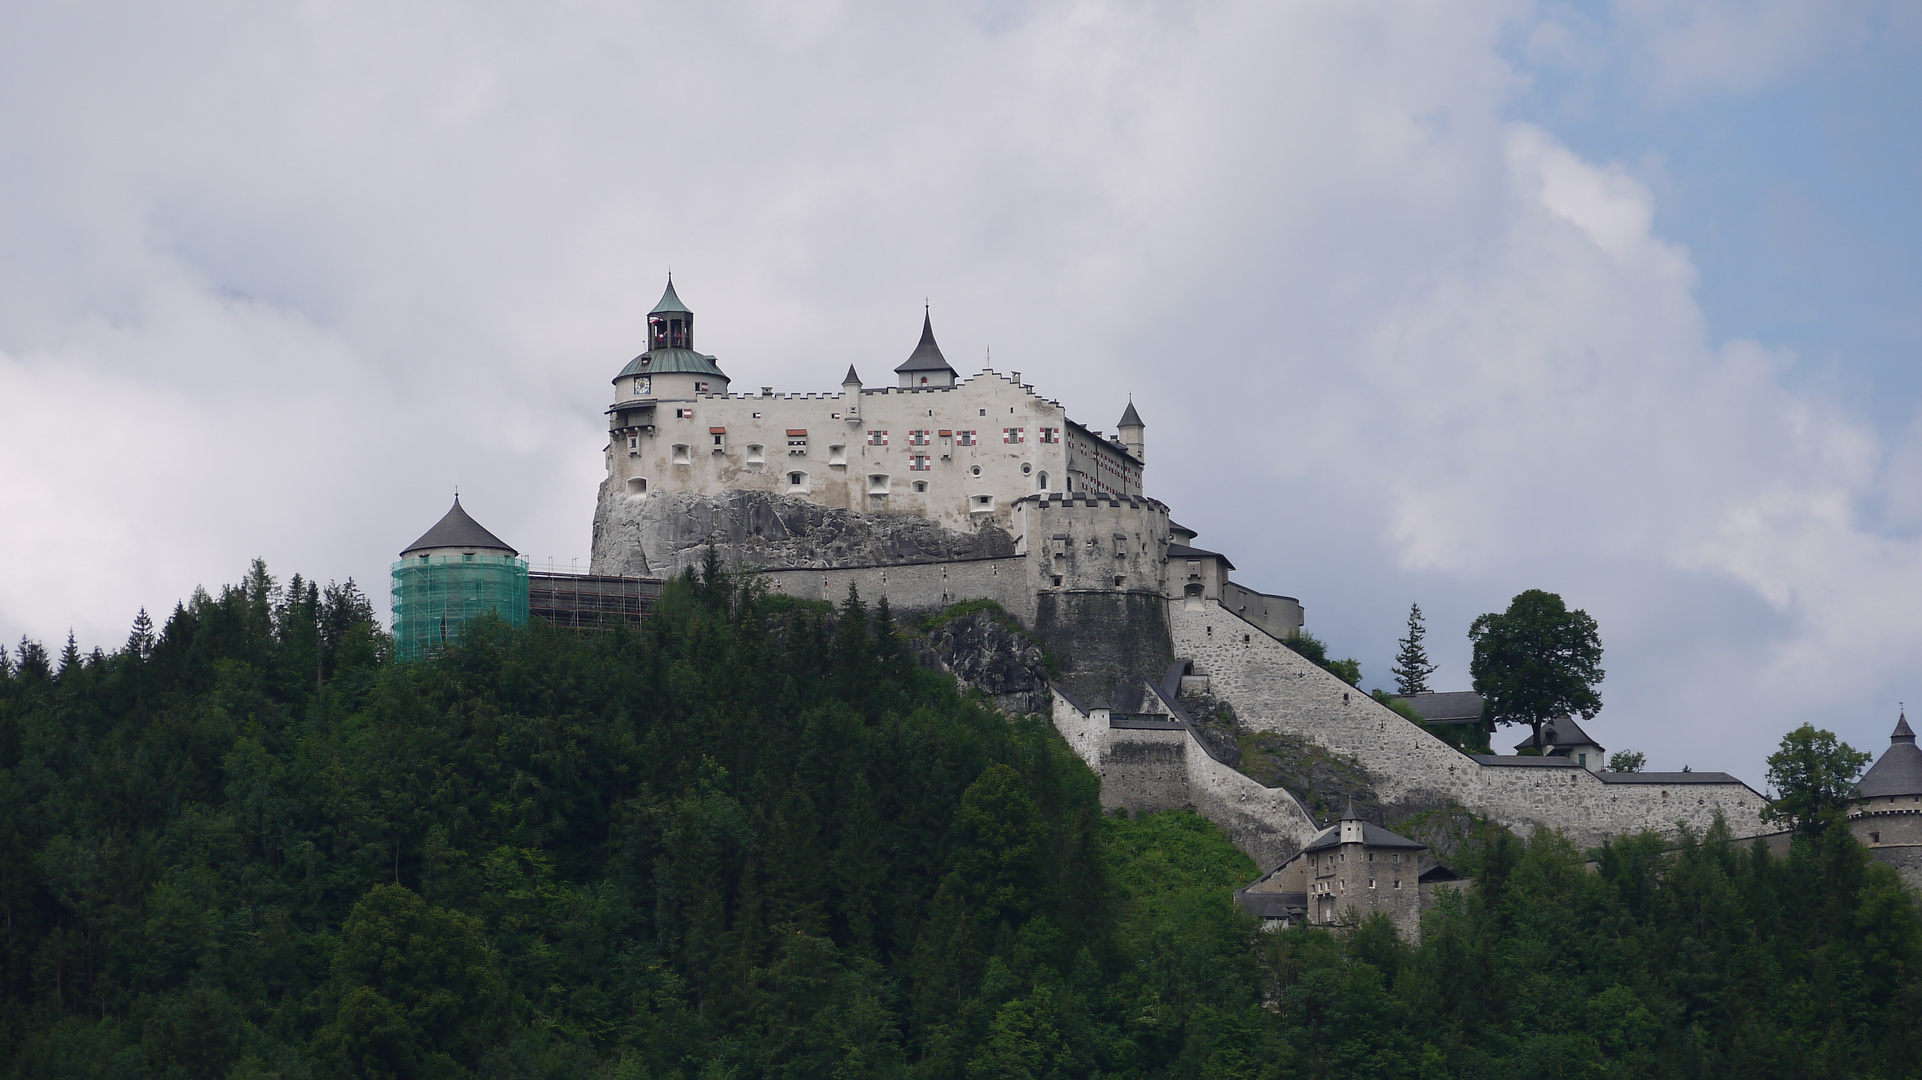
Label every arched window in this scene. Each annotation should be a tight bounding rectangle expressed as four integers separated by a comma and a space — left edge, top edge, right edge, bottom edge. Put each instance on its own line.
1037, 471, 1049, 490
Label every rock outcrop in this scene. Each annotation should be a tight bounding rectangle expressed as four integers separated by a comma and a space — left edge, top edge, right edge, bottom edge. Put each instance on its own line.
592, 486, 1016, 577
911, 609, 1052, 717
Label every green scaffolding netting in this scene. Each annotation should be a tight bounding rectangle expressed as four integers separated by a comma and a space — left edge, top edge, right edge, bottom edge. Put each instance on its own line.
390, 554, 529, 661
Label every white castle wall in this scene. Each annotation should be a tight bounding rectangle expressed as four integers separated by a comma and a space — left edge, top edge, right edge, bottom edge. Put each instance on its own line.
607, 371, 1142, 538
1167, 597, 1769, 848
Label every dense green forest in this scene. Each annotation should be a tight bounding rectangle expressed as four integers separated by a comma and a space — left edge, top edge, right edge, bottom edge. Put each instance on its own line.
2, 561, 1919, 1079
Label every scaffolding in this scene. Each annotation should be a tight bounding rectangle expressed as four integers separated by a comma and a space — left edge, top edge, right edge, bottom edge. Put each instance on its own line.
528, 571, 661, 631
391, 553, 530, 661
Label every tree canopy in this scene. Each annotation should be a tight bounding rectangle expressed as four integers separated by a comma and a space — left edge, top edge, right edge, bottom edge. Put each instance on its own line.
1, 564, 1919, 1079
1468, 589, 1604, 747
1762, 724, 1872, 838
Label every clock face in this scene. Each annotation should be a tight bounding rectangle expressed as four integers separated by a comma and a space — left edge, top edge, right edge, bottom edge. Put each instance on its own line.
636, 376, 651, 395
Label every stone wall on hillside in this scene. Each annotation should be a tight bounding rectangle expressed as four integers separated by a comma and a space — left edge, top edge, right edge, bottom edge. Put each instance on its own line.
1033, 591, 1173, 710
1168, 597, 1769, 848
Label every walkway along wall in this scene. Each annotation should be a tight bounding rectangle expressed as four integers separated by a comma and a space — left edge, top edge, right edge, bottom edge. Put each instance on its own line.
1166, 597, 1768, 849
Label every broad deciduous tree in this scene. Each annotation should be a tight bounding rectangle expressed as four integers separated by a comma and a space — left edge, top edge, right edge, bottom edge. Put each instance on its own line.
1468, 589, 1604, 747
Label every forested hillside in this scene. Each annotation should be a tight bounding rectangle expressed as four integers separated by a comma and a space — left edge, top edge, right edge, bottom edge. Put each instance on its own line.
2, 562, 1919, 1079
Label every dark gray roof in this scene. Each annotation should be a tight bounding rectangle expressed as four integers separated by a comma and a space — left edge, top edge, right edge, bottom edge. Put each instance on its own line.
1302, 822, 1426, 852
1119, 400, 1143, 428
1513, 716, 1605, 755
1470, 754, 1584, 769
1168, 520, 1196, 540
1236, 891, 1307, 918
617, 347, 727, 379
1402, 691, 1484, 724
649, 277, 691, 315
1166, 543, 1235, 571
401, 497, 518, 557
1855, 713, 1922, 799
1418, 864, 1464, 884
1595, 770, 1744, 785
843, 365, 861, 384
896, 309, 957, 374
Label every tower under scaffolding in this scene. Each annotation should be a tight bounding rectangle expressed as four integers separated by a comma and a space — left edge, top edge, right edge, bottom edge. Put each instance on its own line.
391, 553, 530, 661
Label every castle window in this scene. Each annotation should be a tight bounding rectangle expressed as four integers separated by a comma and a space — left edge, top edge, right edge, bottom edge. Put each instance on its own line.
957, 430, 977, 446
627, 436, 638, 452
786, 471, 808, 492
1114, 576, 1125, 587
912, 480, 928, 493
868, 474, 890, 495
711, 429, 726, 451
1021, 462, 1032, 475
971, 494, 994, 513
694, 381, 709, 393
788, 430, 809, 454
1369, 879, 1376, 889
970, 465, 982, 477
625, 477, 648, 497
1367, 852, 1374, 861
1393, 879, 1402, 889
1003, 427, 1025, 444
1871, 831, 1881, 844
829, 444, 847, 465
910, 455, 931, 471
1040, 427, 1059, 444
868, 430, 888, 446
910, 429, 930, 446
675, 407, 693, 419
1038, 471, 1048, 490
979, 409, 986, 416
746, 444, 765, 464
672, 444, 691, 465
1052, 575, 1063, 588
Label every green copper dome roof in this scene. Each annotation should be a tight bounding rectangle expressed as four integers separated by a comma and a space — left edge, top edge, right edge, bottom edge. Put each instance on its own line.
616, 348, 727, 380
649, 276, 692, 315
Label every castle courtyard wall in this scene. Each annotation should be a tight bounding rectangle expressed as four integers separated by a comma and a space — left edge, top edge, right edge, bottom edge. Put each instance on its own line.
755, 556, 1032, 622
1167, 597, 1769, 848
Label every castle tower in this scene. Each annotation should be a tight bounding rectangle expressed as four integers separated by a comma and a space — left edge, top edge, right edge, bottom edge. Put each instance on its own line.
613, 276, 730, 404
1849, 712, 1922, 889
391, 496, 529, 661
842, 365, 863, 420
896, 307, 959, 388
1117, 399, 1145, 466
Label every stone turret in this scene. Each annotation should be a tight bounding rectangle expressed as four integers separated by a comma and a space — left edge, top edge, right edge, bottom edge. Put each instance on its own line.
1118, 399, 1144, 465
842, 365, 862, 421
1848, 712, 1922, 888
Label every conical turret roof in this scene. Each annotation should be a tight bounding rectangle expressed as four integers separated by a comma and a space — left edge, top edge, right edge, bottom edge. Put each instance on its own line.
1855, 712, 1922, 800
1119, 399, 1143, 428
400, 497, 518, 557
895, 309, 957, 375
649, 276, 692, 315
843, 365, 862, 385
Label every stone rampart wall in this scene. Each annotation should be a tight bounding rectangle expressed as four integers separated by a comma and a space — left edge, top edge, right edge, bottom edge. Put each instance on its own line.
1168, 598, 1768, 848
755, 557, 1033, 621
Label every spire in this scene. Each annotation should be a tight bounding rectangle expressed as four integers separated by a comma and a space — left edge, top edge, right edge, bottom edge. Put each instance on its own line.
1895, 709, 1915, 745
1119, 398, 1143, 429
895, 307, 957, 376
649, 274, 691, 315
843, 365, 862, 385
1341, 797, 1360, 821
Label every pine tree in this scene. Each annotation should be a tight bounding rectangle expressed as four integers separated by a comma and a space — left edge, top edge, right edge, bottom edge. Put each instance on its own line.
127, 607, 156, 660
1391, 603, 1437, 696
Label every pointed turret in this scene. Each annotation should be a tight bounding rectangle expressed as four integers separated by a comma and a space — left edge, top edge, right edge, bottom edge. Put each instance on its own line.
400, 496, 518, 558
1855, 711, 1922, 801
1117, 397, 1145, 465
842, 365, 863, 420
896, 306, 959, 388
1338, 798, 1365, 844
615, 275, 729, 398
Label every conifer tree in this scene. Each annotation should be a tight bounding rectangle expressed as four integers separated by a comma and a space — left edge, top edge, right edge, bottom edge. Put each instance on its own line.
1391, 602, 1437, 697
127, 607, 156, 660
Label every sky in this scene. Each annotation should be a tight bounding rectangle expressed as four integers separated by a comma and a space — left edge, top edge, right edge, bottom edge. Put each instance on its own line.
2, 0, 1918, 789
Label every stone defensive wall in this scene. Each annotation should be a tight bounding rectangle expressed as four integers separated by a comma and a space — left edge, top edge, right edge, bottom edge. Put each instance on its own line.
753, 556, 1032, 620
1167, 597, 1769, 849
1051, 675, 1319, 870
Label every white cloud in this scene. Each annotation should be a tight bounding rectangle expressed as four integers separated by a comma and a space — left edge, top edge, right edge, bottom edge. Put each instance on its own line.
0, 0, 1915, 785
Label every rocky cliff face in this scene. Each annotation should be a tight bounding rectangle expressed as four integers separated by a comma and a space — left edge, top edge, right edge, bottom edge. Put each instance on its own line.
911, 609, 1052, 717
592, 486, 1017, 577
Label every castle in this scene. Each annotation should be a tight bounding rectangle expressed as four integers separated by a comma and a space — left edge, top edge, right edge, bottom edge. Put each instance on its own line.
397, 277, 1921, 934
